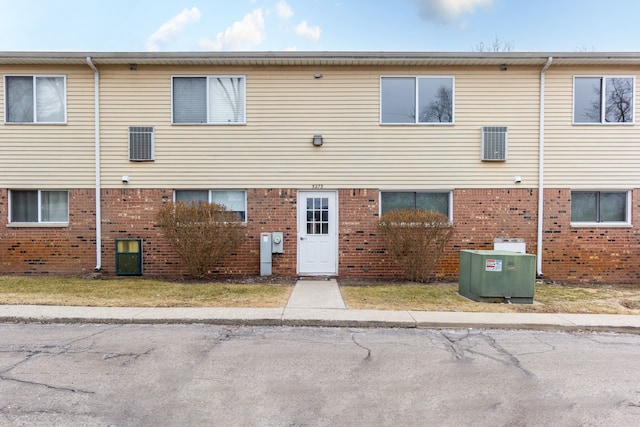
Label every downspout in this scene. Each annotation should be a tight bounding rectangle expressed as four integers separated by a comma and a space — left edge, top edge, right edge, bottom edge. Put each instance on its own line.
86, 57, 102, 271
537, 57, 553, 277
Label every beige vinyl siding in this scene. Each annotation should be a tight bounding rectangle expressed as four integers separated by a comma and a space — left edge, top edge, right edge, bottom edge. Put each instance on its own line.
0, 65, 95, 188
544, 66, 640, 188
99, 65, 541, 189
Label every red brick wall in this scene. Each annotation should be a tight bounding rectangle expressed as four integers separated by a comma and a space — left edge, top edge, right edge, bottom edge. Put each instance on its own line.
448, 188, 539, 277
338, 189, 400, 277
0, 189, 96, 275
100, 188, 299, 278
337, 188, 539, 280
2, 187, 638, 283
542, 188, 640, 284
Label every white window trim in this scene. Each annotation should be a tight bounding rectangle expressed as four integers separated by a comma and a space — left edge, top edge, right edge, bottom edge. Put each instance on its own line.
379, 190, 454, 222
4, 74, 67, 124
380, 75, 455, 126
570, 190, 632, 228
171, 75, 247, 125
7, 189, 69, 227
173, 189, 248, 223
572, 75, 635, 125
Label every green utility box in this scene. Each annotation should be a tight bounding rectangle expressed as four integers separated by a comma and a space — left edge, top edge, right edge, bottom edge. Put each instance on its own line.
116, 239, 143, 276
459, 250, 535, 304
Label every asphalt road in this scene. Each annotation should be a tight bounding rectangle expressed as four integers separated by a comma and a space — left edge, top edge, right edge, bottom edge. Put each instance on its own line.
0, 324, 639, 426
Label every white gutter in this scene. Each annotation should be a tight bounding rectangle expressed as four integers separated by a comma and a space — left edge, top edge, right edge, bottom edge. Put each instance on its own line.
86, 57, 102, 271
537, 56, 553, 277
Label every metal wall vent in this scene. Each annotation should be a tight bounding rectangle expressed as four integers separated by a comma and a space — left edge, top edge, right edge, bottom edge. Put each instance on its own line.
129, 126, 154, 161
481, 126, 507, 161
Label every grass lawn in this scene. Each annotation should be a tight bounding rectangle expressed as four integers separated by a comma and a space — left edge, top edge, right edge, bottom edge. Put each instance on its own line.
1, 276, 639, 314
340, 281, 640, 315
0, 276, 292, 308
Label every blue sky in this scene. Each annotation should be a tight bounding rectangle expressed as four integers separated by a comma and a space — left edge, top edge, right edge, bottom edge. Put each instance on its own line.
0, 0, 638, 52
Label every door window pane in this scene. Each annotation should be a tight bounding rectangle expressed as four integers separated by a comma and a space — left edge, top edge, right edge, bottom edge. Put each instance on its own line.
306, 197, 329, 235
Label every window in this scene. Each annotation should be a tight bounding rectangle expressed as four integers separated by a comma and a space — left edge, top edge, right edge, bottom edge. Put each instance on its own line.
381, 76, 454, 124
10, 190, 68, 223
4, 75, 66, 123
172, 76, 245, 124
380, 191, 451, 219
574, 76, 634, 124
175, 190, 247, 221
571, 191, 629, 224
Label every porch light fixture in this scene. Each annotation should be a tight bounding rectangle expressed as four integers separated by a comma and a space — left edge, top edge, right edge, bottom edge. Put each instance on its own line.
312, 134, 323, 146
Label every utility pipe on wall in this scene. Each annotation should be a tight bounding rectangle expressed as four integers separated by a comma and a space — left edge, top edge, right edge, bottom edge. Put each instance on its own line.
86, 57, 102, 271
537, 57, 553, 277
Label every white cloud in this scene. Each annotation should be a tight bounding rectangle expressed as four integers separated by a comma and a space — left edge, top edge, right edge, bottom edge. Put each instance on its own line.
294, 21, 321, 42
276, 0, 294, 20
146, 7, 201, 51
412, 0, 493, 23
200, 9, 265, 51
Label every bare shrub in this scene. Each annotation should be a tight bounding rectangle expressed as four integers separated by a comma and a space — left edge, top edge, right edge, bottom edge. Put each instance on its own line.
156, 201, 246, 279
377, 209, 453, 283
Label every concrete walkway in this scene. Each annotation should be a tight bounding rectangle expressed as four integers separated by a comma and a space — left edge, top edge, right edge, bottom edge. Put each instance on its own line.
286, 279, 345, 309
1, 280, 639, 333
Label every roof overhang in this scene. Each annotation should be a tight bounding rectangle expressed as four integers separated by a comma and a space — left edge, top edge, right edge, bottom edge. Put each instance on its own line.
1, 51, 640, 67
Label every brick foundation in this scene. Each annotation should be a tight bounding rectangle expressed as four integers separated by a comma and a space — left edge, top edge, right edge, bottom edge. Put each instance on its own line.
0, 189, 97, 275
542, 189, 640, 284
1, 187, 638, 284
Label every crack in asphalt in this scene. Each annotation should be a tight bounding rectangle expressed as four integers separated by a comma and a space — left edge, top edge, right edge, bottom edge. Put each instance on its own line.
439, 331, 534, 376
350, 333, 372, 361
439, 330, 471, 361
0, 374, 95, 394
474, 333, 534, 377
0, 325, 125, 395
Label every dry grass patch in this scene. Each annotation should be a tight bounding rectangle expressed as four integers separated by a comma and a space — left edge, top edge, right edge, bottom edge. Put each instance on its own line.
340, 281, 640, 314
0, 276, 292, 308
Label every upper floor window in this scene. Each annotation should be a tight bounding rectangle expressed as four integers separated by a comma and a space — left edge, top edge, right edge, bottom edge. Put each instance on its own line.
380, 191, 452, 220
574, 76, 634, 124
571, 190, 630, 225
172, 76, 246, 124
4, 75, 66, 123
381, 76, 454, 124
9, 190, 69, 224
175, 189, 247, 222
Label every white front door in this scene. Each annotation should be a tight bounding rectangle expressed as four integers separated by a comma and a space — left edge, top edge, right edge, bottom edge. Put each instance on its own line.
297, 191, 338, 275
